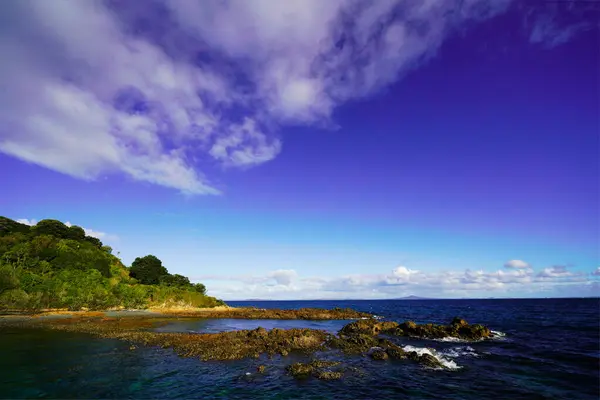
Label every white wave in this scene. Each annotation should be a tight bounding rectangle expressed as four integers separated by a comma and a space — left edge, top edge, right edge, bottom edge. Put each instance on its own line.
434, 336, 467, 343
361, 315, 384, 320
442, 346, 479, 359
490, 330, 507, 340
402, 345, 462, 370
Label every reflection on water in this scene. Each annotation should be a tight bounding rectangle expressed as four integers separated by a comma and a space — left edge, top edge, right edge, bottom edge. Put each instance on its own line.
153, 318, 352, 334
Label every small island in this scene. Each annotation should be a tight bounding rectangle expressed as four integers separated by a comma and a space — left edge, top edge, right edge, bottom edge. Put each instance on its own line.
0, 216, 496, 381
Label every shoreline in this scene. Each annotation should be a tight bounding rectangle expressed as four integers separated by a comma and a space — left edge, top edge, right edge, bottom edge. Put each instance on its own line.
0, 306, 372, 321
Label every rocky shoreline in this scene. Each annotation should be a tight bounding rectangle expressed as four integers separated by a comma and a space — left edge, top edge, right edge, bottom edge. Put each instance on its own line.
0, 308, 495, 381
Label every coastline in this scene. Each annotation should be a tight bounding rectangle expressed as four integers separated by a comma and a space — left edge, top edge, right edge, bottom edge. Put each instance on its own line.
0, 306, 372, 321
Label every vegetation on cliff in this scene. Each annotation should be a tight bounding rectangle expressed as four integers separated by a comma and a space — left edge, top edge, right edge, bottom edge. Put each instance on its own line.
0, 216, 223, 311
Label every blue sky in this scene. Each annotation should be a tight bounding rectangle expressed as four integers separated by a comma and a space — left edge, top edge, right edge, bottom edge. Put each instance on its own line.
1, 0, 598, 299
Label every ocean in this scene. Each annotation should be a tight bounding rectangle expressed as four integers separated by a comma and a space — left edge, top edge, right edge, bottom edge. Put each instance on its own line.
0, 298, 598, 399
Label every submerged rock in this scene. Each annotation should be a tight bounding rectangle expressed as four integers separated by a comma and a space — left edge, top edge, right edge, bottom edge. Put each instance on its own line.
286, 362, 313, 378
314, 370, 343, 380
286, 360, 343, 380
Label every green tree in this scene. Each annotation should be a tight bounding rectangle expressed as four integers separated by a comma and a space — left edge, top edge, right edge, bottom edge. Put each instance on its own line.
0, 217, 31, 236
65, 225, 86, 241
32, 219, 70, 239
192, 283, 207, 295
159, 274, 191, 287
129, 255, 168, 285
0, 264, 19, 296
84, 236, 103, 248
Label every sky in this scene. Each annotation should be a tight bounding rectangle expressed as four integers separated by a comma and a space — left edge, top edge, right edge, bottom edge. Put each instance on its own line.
0, 0, 598, 300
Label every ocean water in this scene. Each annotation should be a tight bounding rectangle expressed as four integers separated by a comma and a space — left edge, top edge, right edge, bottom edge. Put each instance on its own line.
0, 298, 598, 399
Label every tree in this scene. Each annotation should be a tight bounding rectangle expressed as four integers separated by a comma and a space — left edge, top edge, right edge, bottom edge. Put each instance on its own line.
193, 283, 206, 295
0, 264, 19, 296
66, 225, 86, 241
159, 274, 190, 287
0, 217, 31, 236
32, 219, 70, 239
129, 255, 168, 285
84, 236, 103, 248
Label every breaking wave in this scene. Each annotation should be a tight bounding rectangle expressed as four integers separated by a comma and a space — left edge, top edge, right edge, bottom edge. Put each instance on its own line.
401, 345, 462, 370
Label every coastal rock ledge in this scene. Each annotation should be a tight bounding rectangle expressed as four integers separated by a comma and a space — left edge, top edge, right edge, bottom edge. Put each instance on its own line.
339, 317, 492, 341
0, 310, 495, 380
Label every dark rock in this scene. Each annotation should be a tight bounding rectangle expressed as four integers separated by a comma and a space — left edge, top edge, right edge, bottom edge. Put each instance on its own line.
400, 321, 417, 330
419, 354, 443, 369
451, 317, 468, 327
386, 346, 406, 359
407, 351, 420, 361
339, 319, 399, 336
328, 333, 378, 354
370, 349, 388, 360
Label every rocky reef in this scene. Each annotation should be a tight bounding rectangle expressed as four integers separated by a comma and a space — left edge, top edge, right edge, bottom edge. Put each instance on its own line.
0, 311, 495, 380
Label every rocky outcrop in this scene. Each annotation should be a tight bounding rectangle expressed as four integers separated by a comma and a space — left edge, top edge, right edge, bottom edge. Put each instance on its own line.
391, 318, 492, 341
340, 317, 492, 341
339, 319, 399, 336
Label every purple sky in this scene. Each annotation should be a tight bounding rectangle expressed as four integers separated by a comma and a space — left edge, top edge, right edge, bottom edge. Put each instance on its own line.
1, 1, 598, 299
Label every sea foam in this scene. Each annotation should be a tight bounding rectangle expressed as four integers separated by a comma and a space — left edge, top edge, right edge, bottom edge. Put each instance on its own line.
401, 345, 462, 370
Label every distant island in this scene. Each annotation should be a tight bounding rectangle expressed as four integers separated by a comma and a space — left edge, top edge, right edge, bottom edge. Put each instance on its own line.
0, 216, 225, 312
393, 295, 433, 300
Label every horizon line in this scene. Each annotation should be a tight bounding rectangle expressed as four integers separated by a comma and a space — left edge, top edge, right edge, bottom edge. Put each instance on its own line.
224, 296, 600, 301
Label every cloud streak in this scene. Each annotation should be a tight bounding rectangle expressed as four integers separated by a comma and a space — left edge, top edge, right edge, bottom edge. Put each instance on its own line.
0, 0, 518, 194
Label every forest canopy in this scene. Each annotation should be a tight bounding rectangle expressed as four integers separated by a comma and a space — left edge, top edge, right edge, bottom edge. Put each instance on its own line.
0, 216, 222, 311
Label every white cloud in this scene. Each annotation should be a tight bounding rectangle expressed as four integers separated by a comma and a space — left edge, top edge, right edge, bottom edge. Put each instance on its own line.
504, 259, 531, 269
592, 267, 600, 276
16, 219, 37, 226
537, 265, 572, 278
385, 265, 421, 284
0, 0, 519, 194
268, 269, 298, 286
196, 262, 594, 300
16, 218, 118, 242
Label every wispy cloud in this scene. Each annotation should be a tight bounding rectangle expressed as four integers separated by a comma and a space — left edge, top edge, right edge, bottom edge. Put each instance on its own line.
504, 259, 531, 269
0, 0, 518, 194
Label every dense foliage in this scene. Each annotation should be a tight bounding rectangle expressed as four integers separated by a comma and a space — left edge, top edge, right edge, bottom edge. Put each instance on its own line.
0, 216, 224, 311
